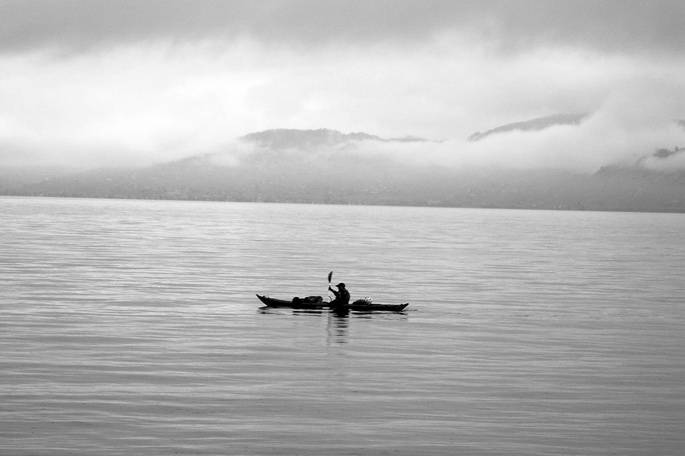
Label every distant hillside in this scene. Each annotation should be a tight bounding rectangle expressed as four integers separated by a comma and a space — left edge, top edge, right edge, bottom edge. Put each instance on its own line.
596, 146, 685, 182
468, 113, 588, 141
640, 146, 685, 162
3, 127, 685, 212
240, 128, 427, 149
0, 166, 81, 193
9, 164, 685, 212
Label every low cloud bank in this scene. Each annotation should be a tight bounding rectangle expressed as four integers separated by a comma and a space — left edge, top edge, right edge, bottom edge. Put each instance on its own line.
0, 40, 683, 172
342, 81, 685, 173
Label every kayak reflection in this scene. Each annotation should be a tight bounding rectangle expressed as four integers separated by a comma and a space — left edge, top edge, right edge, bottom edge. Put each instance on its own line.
327, 309, 349, 345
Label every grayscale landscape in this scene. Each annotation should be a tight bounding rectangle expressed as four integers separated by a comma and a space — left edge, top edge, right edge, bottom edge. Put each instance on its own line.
1, 1, 684, 456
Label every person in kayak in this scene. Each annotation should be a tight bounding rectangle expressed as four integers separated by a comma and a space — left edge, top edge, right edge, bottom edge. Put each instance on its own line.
329, 282, 350, 307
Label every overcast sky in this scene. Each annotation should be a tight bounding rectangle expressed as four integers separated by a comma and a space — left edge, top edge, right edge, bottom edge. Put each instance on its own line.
1, 0, 684, 169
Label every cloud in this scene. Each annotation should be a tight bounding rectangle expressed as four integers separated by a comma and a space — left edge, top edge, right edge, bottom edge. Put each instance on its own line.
1, 0, 685, 55
1, 39, 684, 170
343, 79, 685, 173
0, 43, 269, 167
1, 2, 684, 171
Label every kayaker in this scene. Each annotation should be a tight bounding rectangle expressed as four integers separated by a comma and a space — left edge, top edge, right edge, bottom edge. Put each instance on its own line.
329, 282, 350, 307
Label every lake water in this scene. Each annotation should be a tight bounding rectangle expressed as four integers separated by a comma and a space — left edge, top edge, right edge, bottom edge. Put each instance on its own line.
1, 196, 684, 455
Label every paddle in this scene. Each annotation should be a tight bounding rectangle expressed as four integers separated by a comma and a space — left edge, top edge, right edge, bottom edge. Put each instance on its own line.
327, 271, 334, 301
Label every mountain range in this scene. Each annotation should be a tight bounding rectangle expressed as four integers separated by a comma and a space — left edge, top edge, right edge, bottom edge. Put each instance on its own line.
2, 122, 684, 212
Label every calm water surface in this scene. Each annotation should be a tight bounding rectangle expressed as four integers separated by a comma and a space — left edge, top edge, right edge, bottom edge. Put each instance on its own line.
1, 197, 684, 455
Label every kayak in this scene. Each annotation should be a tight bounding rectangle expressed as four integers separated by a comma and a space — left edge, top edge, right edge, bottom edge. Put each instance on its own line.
256, 294, 327, 309
256, 294, 409, 312
344, 302, 409, 312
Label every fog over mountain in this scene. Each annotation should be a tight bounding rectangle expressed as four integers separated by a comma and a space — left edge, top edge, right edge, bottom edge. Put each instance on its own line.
1, 1, 685, 211
468, 114, 588, 142
3, 123, 684, 212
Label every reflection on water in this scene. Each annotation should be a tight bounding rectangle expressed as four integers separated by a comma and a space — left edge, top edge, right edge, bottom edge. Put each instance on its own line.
258, 306, 352, 344
327, 309, 349, 344
259, 305, 410, 345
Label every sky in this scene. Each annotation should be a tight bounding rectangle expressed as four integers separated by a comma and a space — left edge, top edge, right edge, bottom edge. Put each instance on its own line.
0, 0, 684, 170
